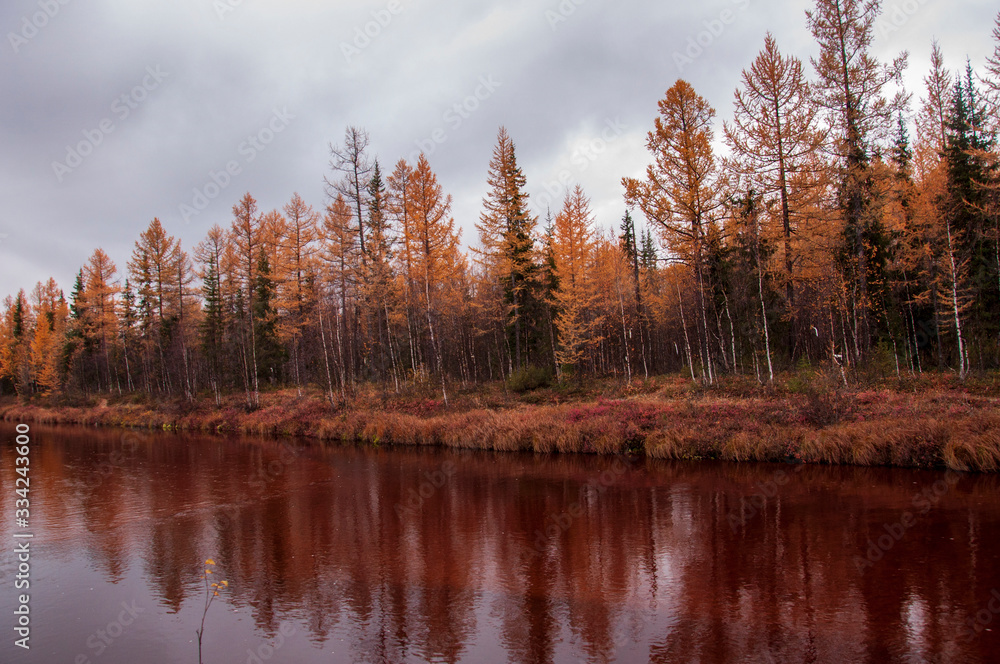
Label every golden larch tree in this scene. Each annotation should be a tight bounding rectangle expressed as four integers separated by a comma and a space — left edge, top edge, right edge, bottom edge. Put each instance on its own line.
279, 192, 320, 393
0, 291, 31, 394
128, 217, 193, 396
320, 194, 360, 396
407, 153, 463, 403
551, 185, 600, 374
724, 32, 826, 345
29, 278, 68, 397
624, 79, 721, 383
387, 158, 422, 374
83, 248, 120, 392
229, 193, 267, 406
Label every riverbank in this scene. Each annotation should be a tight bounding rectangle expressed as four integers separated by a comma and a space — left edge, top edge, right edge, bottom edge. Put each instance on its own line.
3, 373, 1000, 471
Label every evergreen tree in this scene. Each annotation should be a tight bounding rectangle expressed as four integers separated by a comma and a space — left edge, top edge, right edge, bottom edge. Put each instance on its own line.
640, 228, 658, 271
807, 0, 908, 359
476, 127, 542, 370
69, 269, 85, 322
944, 63, 999, 354
252, 249, 284, 383
364, 160, 401, 385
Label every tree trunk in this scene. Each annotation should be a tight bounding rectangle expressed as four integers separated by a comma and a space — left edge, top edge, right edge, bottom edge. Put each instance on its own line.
945, 218, 968, 379
676, 282, 696, 382
319, 308, 336, 406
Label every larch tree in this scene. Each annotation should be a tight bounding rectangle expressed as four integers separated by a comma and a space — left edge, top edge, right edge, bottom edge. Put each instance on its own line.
984, 12, 1000, 127
7, 13, 1000, 399
724, 33, 826, 353
916, 41, 953, 160
230, 193, 266, 407
0, 291, 31, 395
83, 248, 120, 392
326, 126, 374, 265
551, 185, 600, 375
624, 79, 722, 383
407, 153, 463, 404
387, 158, 422, 375
321, 194, 361, 398
258, 207, 288, 384
195, 224, 229, 402
591, 230, 636, 379
128, 218, 189, 395
279, 193, 320, 394
29, 279, 67, 397
261, 208, 289, 294
0, 298, 12, 394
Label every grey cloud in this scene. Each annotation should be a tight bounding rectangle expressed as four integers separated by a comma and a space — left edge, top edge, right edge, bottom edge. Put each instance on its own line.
1, 0, 997, 298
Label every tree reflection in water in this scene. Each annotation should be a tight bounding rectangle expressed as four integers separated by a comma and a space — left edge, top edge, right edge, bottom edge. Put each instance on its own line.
2, 424, 999, 663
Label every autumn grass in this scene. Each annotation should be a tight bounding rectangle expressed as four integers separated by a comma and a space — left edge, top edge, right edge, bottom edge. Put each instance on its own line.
3, 371, 1000, 471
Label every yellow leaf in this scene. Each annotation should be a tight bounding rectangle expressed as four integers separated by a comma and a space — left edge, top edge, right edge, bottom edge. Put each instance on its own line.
221, 580, 229, 587
205, 559, 216, 565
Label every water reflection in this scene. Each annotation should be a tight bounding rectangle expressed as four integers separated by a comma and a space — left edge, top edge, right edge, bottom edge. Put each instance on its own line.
1, 423, 998, 663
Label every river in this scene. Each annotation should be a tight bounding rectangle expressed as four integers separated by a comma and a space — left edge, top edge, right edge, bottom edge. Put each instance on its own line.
0, 423, 998, 663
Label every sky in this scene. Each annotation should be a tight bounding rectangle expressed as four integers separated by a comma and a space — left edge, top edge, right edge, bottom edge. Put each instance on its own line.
1, 0, 997, 301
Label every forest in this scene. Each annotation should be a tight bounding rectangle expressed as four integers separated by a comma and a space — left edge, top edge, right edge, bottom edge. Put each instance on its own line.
2, 0, 1000, 409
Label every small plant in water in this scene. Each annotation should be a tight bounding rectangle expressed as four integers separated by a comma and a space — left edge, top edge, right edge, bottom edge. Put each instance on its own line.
196, 558, 228, 664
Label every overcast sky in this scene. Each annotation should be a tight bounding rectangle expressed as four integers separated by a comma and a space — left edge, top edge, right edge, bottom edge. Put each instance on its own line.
1, 0, 997, 300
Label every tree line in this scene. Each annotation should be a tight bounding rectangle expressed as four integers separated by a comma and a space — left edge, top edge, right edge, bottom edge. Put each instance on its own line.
3, 0, 1000, 404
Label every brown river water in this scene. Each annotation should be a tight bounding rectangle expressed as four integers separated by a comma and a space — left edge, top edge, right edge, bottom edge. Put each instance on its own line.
1, 422, 999, 663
